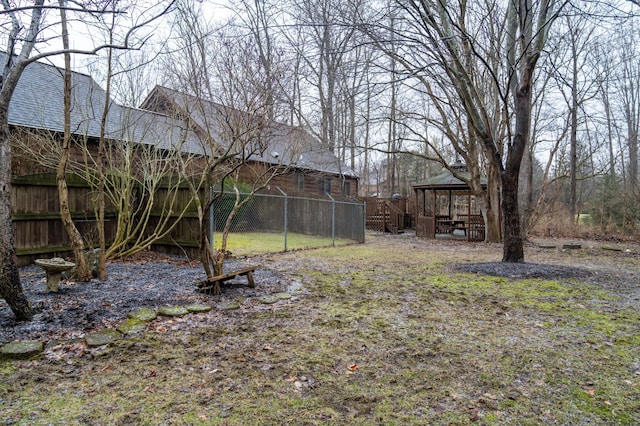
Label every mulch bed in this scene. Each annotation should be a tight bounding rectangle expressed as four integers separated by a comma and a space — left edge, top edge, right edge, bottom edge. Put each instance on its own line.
0, 252, 288, 345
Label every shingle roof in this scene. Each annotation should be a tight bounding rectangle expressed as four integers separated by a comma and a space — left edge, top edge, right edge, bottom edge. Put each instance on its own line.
3, 52, 198, 152
413, 170, 487, 190
5, 54, 356, 178
140, 85, 358, 177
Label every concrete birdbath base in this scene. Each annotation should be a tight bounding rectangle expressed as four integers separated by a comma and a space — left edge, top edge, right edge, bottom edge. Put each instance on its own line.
34, 258, 76, 293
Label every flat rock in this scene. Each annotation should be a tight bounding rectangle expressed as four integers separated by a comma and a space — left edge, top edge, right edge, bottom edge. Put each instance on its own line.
1, 340, 43, 359
218, 300, 241, 310
272, 292, 292, 300
116, 319, 147, 335
85, 329, 121, 347
257, 295, 279, 304
158, 306, 189, 317
186, 304, 213, 313
128, 307, 157, 322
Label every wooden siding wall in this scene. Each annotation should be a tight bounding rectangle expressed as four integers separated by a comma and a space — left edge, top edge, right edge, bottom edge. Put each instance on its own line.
266, 170, 358, 198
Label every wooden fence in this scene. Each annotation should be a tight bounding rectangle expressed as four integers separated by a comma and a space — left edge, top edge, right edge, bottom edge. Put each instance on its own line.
10, 174, 200, 265
11, 174, 364, 265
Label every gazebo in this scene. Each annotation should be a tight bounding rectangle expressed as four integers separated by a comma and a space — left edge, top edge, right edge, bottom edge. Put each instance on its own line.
413, 167, 487, 242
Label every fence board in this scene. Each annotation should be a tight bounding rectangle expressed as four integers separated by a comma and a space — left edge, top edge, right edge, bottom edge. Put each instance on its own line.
12, 175, 364, 264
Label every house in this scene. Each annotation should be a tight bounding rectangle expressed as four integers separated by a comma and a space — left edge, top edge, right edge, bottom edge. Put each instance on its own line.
5, 53, 357, 196
139, 85, 359, 198
5, 53, 360, 260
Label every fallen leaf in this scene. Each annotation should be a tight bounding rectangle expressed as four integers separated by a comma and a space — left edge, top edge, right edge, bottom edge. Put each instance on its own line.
468, 408, 479, 421
348, 363, 359, 371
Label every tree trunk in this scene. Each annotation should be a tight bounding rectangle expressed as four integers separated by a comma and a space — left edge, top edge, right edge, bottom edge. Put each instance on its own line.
502, 168, 524, 262
0, 2, 44, 319
502, 84, 531, 263
485, 162, 502, 243
58, 0, 91, 281
0, 117, 33, 320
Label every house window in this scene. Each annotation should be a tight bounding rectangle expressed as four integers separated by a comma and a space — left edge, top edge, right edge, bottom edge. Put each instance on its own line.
294, 173, 304, 192
318, 177, 332, 195
342, 181, 351, 196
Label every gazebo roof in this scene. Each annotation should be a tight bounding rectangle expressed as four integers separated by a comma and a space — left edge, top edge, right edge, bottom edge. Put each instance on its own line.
413, 170, 487, 191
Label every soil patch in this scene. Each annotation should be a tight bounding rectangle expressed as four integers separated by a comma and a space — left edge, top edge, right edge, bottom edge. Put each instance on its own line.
453, 262, 593, 280
0, 253, 290, 344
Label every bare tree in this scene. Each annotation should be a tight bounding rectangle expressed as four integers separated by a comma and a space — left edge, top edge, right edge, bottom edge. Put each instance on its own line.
286, 0, 361, 153
57, 0, 92, 280
548, 13, 600, 225
160, 0, 295, 290
363, 0, 564, 260
0, 0, 174, 319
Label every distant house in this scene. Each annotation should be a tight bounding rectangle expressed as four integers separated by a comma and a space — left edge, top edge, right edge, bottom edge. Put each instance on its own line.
5, 53, 357, 198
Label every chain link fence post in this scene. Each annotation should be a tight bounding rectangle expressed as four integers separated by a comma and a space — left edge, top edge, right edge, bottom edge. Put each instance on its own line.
327, 193, 336, 247
276, 187, 288, 252
209, 185, 214, 250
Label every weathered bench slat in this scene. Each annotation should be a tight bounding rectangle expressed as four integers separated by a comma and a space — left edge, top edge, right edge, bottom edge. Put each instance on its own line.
197, 266, 257, 295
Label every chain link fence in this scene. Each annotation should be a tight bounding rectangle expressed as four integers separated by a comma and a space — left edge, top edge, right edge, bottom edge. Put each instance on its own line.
211, 190, 365, 256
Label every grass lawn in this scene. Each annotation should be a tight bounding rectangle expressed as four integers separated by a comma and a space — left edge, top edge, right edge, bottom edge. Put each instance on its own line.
213, 231, 356, 256
1, 235, 639, 425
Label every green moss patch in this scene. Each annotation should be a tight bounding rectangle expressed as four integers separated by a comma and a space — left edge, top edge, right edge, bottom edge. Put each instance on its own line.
116, 318, 147, 335
186, 303, 213, 313
218, 300, 241, 310
85, 329, 121, 347
158, 306, 189, 317
128, 307, 157, 322
1, 340, 43, 360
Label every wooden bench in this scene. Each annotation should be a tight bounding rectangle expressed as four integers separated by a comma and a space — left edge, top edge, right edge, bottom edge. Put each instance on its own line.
197, 266, 257, 295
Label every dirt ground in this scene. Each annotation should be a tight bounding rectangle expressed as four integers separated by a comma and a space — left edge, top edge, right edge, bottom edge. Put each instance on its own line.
1, 233, 639, 425
3, 235, 638, 346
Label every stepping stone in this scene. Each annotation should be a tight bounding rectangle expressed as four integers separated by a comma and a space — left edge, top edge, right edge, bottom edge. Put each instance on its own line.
85, 329, 121, 347
117, 319, 147, 335
158, 306, 189, 317
257, 295, 279, 304
186, 304, 213, 313
218, 300, 241, 310
273, 292, 292, 300
128, 307, 157, 322
1, 340, 43, 360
